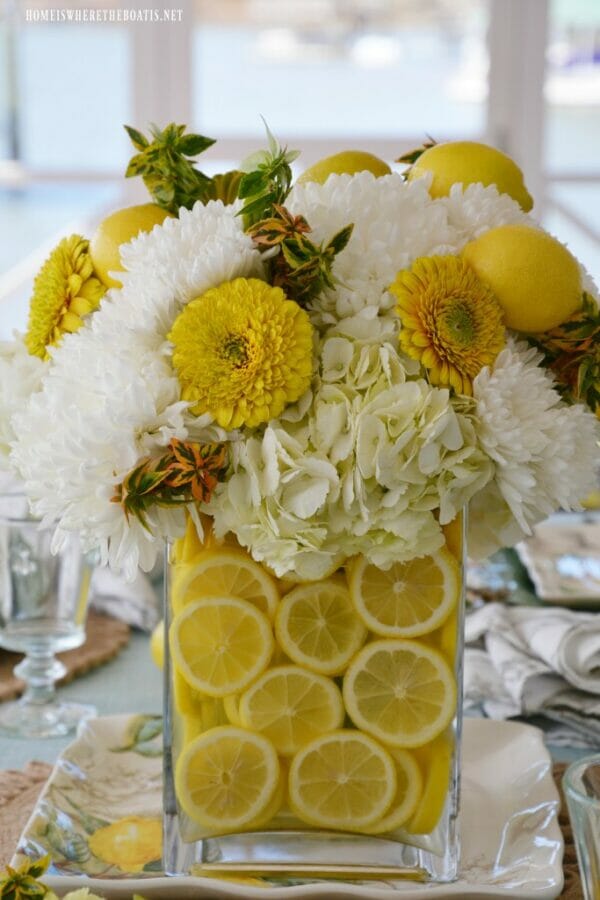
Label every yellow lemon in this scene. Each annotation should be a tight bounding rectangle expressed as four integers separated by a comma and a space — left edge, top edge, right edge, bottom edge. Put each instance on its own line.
405, 732, 454, 834
274, 579, 366, 676
405, 140, 533, 212
90, 203, 171, 289
462, 224, 582, 332
298, 150, 391, 185
343, 639, 456, 748
150, 619, 164, 669
288, 730, 396, 831
170, 596, 273, 697
238, 665, 344, 756
363, 748, 423, 834
348, 549, 459, 639
171, 549, 279, 619
175, 726, 280, 832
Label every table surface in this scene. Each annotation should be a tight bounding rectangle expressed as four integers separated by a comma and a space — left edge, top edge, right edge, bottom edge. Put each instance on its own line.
0, 628, 587, 771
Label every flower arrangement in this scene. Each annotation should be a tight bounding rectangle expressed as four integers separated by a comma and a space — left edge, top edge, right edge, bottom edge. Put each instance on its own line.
3, 124, 599, 580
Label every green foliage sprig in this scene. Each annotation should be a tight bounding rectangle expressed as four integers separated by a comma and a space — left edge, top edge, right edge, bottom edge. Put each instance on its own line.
0, 856, 51, 899
396, 136, 437, 167
237, 122, 299, 229
124, 123, 216, 213
528, 292, 600, 414
247, 204, 353, 307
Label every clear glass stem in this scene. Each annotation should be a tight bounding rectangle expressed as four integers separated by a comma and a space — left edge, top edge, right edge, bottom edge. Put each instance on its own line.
14, 653, 66, 706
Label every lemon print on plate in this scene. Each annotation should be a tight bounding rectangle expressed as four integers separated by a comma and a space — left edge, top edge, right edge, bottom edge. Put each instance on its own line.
348, 549, 459, 638
343, 639, 456, 748
298, 150, 391, 185
169, 596, 273, 697
88, 816, 162, 872
405, 140, 533, 212
238, 664, 344, 756
275, 579, 366, 676
175, 726, 280, 832
171, 548, 280, 619
288, 730, 396, 831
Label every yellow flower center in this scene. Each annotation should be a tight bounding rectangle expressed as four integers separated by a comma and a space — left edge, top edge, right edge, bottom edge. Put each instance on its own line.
169, 277, 314, 429
389, 255, 506, 395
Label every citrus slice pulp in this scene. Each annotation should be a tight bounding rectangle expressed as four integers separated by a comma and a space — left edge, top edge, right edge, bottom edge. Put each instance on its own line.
348, 550, 459, 638
288, 730, 396, 830
238, 665, 344, 756
275, 580, 366, 676
175, 725, 280, 832
172, 549, 279, 619
170, 596, 273, 697
343, 639, 456, 748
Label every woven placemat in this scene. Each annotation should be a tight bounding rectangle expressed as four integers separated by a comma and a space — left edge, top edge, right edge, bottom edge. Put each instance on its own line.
0, 761, 583, 897
0, 611, 130, 703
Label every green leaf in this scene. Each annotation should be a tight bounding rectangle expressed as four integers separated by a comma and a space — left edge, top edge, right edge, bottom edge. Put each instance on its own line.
178, 133, 216, 156
327, 223, 354, 255
124, 124, 148, 150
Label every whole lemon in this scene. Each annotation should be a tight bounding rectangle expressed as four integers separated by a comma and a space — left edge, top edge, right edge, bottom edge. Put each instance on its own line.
406, 141, 533, 212
298, 150, 391, 185
150, 619, 164, 670
90, 203, 171, 289
462, 224, 582, 332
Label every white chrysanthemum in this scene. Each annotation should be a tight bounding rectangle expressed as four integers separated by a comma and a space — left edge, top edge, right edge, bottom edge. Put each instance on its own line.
0, 336, 46, 468
436, 182, 533, 250
288, 172, 454, 324
469, 340, 600, 558
211, 329, 492, 579
11, 201, 261, 578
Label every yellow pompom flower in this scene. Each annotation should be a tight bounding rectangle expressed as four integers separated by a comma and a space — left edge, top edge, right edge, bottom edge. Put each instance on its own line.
390, 255, 505, 395
169, 277, 314, 429
25, 234, 106, 359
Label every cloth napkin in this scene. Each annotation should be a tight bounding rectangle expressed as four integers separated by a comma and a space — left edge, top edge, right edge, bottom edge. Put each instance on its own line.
464, 602, 600, 747
90, 565, 161, 632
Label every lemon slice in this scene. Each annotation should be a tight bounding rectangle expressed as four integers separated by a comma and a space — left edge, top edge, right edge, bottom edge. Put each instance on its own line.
172, 550, 280, 619
405, 732, 454, 834
223, 693, 242, 726
238, 665, 344, 756
175, 726, 280, 832
173, 670, 228, 730
348, 550, 459, 639
274, 580, 366, 676
343, 639, 456, 748
363, 748, 422, 834
170, 597, 274, 697
288, 730, 396, 830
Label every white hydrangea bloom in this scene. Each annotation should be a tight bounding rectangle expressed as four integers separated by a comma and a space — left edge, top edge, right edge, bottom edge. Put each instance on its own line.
211, 329, 493, 579
12, 201, 260, 578
469, 340, 600, 557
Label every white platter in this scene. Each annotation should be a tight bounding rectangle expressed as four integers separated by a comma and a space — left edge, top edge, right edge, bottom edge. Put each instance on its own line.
14, 714, 563, 898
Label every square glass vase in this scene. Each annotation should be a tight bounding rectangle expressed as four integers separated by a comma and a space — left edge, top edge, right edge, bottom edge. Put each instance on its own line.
163, 512, 466, 884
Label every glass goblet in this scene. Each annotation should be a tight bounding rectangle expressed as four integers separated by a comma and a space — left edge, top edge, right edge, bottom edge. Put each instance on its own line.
0, 493, 96, 737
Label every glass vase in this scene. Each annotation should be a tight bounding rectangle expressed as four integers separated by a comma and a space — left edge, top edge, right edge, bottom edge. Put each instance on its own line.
163, 512, 465, 884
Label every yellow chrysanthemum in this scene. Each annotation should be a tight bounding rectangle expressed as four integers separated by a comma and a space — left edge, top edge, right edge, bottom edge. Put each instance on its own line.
25, 234, 106, 359
390, 255, 505, 395
169, 277, 314, 429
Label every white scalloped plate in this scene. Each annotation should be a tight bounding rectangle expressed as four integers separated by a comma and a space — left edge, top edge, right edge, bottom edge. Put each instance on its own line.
14, 715, 563, 898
